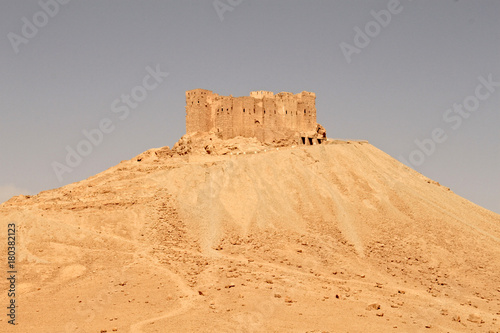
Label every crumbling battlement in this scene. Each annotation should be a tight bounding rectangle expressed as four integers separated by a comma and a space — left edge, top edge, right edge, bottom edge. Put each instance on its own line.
186, 89, 324, 143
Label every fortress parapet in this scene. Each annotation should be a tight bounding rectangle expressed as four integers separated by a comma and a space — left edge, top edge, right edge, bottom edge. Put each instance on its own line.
250, 91, 274, 99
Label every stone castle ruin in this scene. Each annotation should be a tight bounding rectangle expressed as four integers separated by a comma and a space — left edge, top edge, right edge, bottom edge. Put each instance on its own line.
185, 89, 326, 145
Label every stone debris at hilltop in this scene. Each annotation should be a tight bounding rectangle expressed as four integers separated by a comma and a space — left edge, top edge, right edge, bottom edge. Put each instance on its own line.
135, 124, 329, 161
133, 133, 312, 161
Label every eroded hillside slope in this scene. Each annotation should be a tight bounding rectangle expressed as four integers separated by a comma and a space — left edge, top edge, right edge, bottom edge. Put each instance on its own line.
1, 141, 499, 332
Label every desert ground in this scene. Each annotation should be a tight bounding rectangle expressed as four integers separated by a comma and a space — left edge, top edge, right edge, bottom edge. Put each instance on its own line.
1, 137, 499, 332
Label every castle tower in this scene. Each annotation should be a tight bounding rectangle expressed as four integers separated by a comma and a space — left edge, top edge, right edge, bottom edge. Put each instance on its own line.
296, 91, 316, 132
185, 89, 213, 134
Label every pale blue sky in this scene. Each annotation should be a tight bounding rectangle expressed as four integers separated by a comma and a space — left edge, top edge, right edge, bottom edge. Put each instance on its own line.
0, 0, 499, 213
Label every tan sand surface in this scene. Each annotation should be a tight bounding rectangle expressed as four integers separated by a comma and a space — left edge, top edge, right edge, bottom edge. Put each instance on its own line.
1, 140, 499, 332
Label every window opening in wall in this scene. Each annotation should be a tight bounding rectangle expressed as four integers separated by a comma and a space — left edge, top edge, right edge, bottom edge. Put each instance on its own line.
304, 109, 306, 114
317, 139, 322, 144
263, 110, 266, 114
301, 137, 306, 145
243, 109, 245, 113
308, 138, 313, 145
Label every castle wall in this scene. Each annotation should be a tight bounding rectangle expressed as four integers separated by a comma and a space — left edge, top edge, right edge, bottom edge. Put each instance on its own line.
185, 89, 317, 142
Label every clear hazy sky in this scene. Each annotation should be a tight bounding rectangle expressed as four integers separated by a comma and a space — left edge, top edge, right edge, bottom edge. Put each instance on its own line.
1, 0, 499, 213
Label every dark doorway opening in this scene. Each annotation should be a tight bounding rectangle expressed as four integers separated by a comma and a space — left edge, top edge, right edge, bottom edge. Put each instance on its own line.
301, 137, 306, 145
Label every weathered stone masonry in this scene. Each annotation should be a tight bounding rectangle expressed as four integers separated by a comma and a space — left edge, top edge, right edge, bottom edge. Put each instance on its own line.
186, 89, 325, 144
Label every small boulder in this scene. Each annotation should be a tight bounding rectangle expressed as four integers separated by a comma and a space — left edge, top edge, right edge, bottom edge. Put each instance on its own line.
366, 303, 381, 311
467, 313, 484, 323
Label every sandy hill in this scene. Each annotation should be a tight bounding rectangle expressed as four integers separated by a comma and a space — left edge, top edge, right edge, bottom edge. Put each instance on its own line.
1, 137, 499, 332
